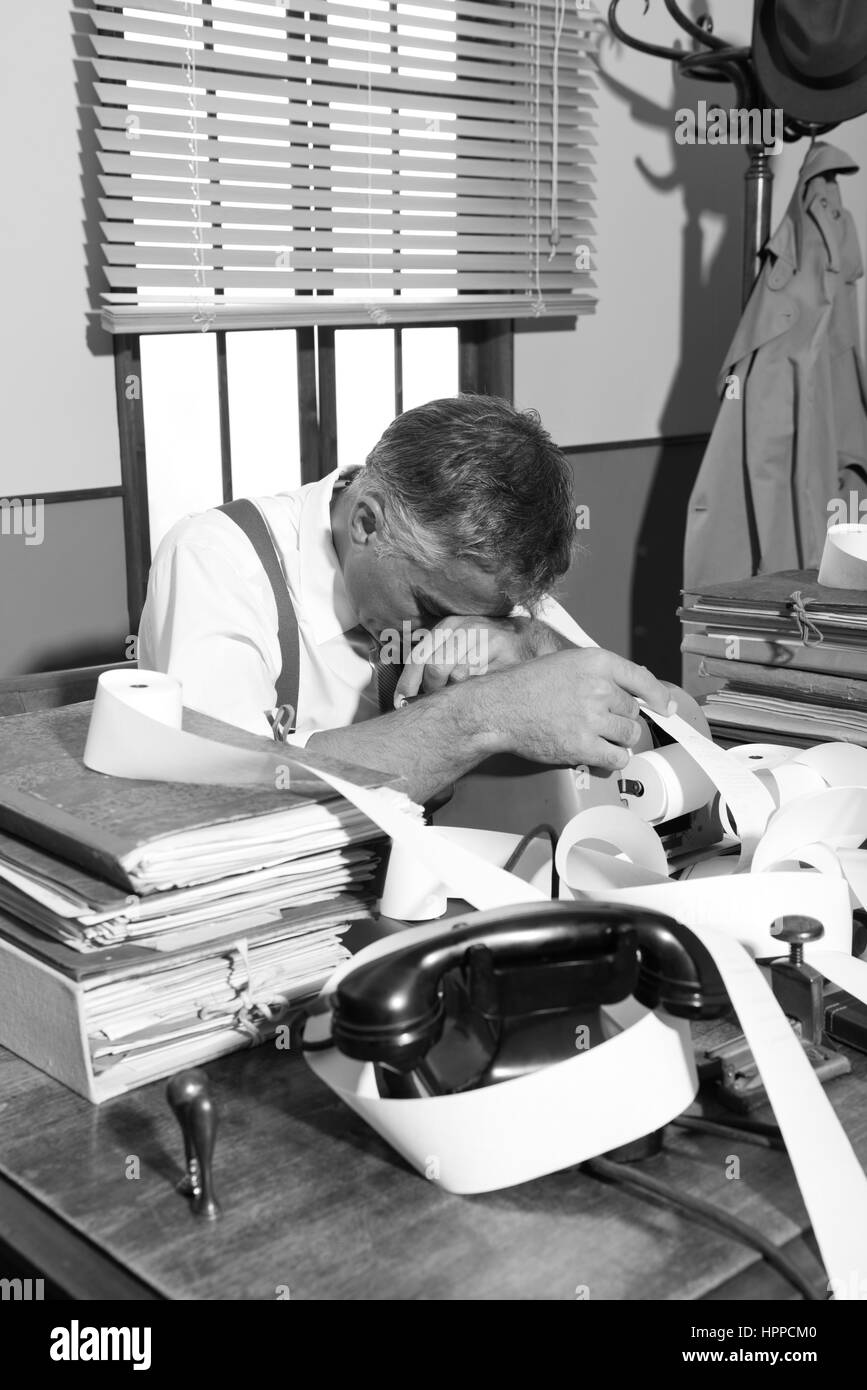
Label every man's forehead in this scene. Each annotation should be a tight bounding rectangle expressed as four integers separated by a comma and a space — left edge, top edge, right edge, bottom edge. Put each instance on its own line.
411, 559, 512, 618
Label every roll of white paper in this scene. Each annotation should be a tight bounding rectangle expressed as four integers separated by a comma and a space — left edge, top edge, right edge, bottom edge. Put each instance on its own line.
93, 667, 183, 728
818, 523, 867, 589
84, 668, 288, 786
84, 670, 545, 913
379, 841, 449, 921
620, 744, 717, 823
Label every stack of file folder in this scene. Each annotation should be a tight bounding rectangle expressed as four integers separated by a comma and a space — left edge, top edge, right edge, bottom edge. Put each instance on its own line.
680, 570, 867, 747
0, 701, 405, 1101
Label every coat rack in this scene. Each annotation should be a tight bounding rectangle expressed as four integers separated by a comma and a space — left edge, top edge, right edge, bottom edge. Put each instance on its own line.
607, 0, 837, 305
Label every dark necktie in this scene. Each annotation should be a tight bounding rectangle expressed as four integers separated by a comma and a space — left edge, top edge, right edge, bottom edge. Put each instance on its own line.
375, 646, 403, 713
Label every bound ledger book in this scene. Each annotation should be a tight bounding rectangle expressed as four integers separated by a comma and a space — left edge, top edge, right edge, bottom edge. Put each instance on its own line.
680, 570, 867, 746
0, 701, 412, 1101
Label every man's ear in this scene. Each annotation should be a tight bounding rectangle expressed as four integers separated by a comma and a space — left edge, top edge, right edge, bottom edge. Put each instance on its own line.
348, 493, 385, 547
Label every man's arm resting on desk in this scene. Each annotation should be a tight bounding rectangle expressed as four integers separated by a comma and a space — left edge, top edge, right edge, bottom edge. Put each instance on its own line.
307, 647, 673, 804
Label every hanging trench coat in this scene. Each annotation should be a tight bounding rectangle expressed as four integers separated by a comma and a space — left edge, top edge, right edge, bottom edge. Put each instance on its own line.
684, 142, 867, 590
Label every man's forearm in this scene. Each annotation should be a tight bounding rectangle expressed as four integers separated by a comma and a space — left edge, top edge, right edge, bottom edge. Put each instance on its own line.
306, 678, 502, 803
527, 618, 577, 658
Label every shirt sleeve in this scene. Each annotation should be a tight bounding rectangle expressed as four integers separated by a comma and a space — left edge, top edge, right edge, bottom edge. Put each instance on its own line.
137, 518, 280, 739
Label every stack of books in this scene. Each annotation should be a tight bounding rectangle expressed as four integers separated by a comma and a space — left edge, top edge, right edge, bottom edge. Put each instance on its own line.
680, 570, 867, 747
0, 700, 404, 1101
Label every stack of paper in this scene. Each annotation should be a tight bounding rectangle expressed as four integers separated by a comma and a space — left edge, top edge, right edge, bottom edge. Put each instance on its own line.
680, 570, 867, 746
0, 701, 407, 1100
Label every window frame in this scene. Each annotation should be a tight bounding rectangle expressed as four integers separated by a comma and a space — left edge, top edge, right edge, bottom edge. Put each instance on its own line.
114, 317, 513, 629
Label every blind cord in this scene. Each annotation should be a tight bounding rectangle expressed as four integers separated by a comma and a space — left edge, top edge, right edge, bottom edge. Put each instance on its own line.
548, 0, 567, 260
532, 0, 543, 306
182, 0, 210, 320
367, 22, 374, 297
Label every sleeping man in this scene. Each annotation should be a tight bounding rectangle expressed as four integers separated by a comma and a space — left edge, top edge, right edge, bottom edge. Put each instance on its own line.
138, 394, 672, 803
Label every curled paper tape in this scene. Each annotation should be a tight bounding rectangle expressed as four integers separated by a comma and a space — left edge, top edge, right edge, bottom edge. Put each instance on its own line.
380, 827, 554, 922
687, 925, 867, 1298
818, 523, 867, 589
307, 922, 867, 1293
556, 807, 852, 958
83, 670, 867, 1291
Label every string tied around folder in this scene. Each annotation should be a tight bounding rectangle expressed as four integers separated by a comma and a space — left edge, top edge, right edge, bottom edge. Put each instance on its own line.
223, 943, 292, 1045
787, 590, 824, 647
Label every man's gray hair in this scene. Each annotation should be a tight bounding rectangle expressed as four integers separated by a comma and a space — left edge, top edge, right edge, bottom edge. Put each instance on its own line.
356, 395, 575, 608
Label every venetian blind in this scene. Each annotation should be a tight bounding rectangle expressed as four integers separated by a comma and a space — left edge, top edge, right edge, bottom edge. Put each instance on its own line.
90, 0, 599, 332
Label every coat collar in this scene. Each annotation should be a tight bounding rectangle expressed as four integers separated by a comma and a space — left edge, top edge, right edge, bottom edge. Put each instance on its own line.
718, 142, 860, 389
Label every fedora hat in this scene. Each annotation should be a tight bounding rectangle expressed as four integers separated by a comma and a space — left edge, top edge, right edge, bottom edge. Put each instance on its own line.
753, 0, 867, 126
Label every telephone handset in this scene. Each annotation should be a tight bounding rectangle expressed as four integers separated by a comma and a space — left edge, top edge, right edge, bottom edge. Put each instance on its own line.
330, 901, 727, 1099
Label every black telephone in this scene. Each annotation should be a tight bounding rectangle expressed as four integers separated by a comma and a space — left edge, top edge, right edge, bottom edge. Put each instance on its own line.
330, 902, 728, 1099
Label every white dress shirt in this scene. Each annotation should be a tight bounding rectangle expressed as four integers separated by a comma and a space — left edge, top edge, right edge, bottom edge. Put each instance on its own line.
138, 469, 591, 746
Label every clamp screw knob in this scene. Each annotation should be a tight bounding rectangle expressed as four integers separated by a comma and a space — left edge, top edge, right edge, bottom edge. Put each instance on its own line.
771, 915, 824, 968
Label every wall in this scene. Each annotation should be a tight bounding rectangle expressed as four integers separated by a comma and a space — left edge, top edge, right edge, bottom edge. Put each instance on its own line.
515, 0, 867, 674
6, 0, 867, 683
0, 0, 128, 677
516, 0, 867, 445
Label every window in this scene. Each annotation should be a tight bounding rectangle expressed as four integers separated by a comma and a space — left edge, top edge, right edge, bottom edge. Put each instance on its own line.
89, 0, 598, 618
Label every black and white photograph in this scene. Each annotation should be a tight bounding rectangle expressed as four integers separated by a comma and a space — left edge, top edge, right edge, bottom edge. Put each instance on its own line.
2, 0, 867, 1335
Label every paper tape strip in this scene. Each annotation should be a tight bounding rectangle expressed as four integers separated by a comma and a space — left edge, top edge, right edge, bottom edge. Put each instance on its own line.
689, 924, 867, 1297
88, 673, 867, 1281
84, 670, 543, 914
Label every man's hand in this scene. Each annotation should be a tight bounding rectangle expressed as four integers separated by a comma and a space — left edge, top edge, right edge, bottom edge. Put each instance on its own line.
308, 644, 675, 804
479, 647, 675, 774
393, 615, 561, 704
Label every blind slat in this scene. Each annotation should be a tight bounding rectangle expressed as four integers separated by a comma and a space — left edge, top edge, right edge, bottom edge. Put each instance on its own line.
97, 152, 595, 195
91, 10, 596, 83
94, 86, 598, 139
98, 174, 594, 212
105, 245, 593, 270
106, 267, 590, 289
99, 294, 596, 334
100, 199, 594, 232
91, 47, 597, 121
89, 0, 599, 331
102, 224, 595, 250
97, 135, 594, 181
96, 106, 597, 157
92, 0, 600, 51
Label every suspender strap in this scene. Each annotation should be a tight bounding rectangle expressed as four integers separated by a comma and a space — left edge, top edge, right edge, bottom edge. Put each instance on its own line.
217, 498, 300, 725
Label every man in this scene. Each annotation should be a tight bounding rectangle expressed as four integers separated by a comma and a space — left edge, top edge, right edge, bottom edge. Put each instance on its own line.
139, 395, 672, 802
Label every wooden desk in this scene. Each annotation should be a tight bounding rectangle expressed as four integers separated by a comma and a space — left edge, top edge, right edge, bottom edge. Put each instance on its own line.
0, 917, 862, 1301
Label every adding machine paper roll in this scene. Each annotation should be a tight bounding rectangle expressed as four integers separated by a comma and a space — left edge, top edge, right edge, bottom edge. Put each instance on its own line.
818, 523, 867, 588
84, 670, 545, 914
620, 744, 717, 823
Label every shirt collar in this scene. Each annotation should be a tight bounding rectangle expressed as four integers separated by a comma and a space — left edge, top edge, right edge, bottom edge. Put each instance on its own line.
296, 469, 364, 645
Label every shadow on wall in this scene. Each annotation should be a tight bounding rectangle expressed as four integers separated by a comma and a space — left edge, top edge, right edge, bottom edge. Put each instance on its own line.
596, 31, 749, 678
71, 0, 113, 358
